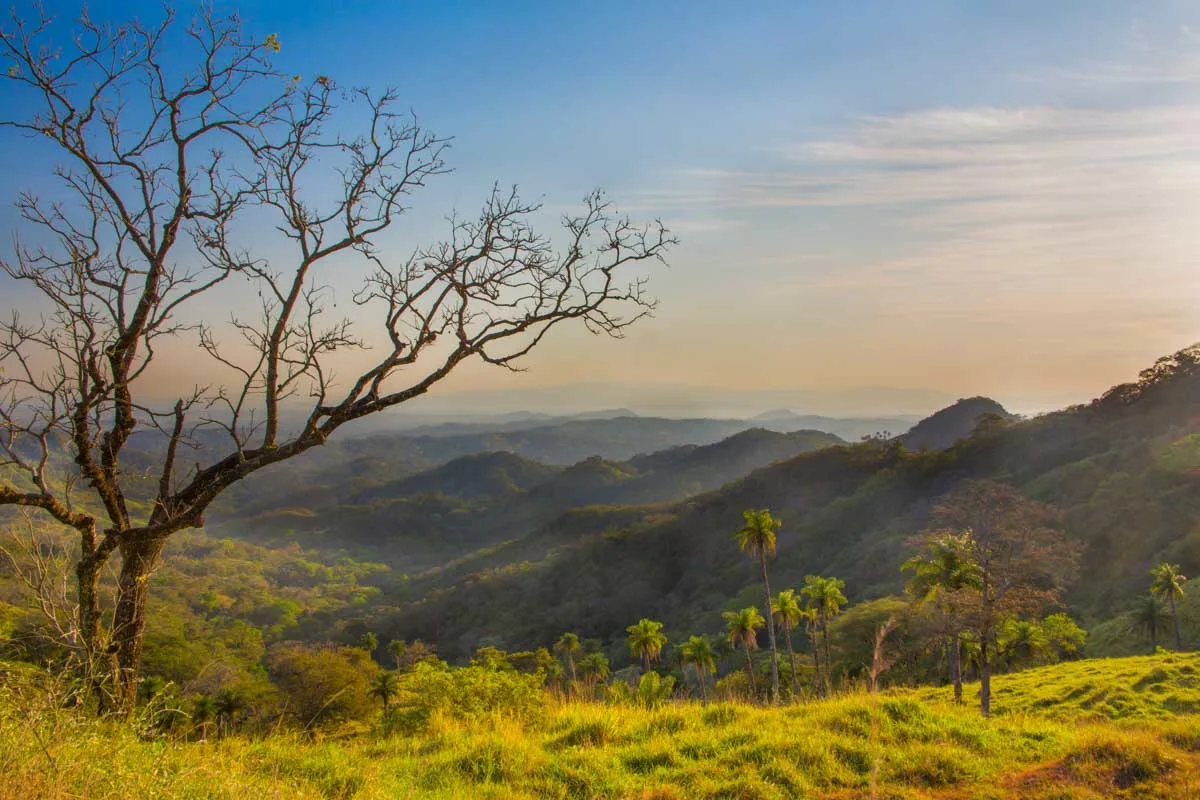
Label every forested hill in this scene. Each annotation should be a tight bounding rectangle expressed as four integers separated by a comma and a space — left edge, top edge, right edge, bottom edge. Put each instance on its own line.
900, 396, 1016, 451
378, 345, 1200, 661
209, 427, 844, 569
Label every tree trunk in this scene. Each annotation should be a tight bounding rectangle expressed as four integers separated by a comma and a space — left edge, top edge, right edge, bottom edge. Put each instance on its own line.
1170, 594, 1181, 651
979, 635, 991, 718
759, 554, 780, 703
783, 622, 800, 700
951, 633, 963, 705
74, 543, 110, 712
743, 645, 756, 698
810, 628, 823, 698
696, 664, 708, 703
111, 533, 168, 714
567, 653, 577, 684
642, 652, 650, 675
1151, 619, 1158, 653
821, 612, 833, 696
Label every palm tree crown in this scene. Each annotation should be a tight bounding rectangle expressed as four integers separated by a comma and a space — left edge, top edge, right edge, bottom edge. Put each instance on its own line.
370, 670, 399, 710
626, 618, 668, 672
1150, 563, 1188, 651
1130, 594, 1171, 652
736, 508, 780, 560
679, 635, 717, 675
724, 607, 764, 651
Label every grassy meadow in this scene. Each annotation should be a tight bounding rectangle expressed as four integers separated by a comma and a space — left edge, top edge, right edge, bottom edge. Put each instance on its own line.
3, 653, 1199, 800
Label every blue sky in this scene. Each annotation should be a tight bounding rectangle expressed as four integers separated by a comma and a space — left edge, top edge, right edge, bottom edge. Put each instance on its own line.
3, 1, 1200, 414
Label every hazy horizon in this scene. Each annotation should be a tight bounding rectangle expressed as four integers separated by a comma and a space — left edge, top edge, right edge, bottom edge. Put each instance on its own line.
3, 1, 1198, 418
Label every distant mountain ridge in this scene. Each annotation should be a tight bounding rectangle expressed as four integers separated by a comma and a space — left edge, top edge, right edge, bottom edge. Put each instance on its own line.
900, 396, 1016, 451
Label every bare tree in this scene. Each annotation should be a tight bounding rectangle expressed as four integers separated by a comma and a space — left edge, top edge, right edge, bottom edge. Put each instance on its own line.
0, 6, 675, 712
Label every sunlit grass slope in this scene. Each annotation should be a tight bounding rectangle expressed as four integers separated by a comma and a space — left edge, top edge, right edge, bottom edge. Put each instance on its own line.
3, 653, 1199, 800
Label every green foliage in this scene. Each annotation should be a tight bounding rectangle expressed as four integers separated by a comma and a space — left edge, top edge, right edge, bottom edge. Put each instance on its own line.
385, 661, 546, 734
625, 618, 667, 671
264, 643, 376, 729
634, 671, 676, 708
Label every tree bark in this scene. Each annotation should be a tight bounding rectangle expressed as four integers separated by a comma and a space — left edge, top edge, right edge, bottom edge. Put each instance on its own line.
821, 612, 833, 696
74, 539, 110, 711
111, 533, 168, 713
1170, 594, 1181, 651
951, 633, 963, 705
695, 664, 708, 703
979, 635, 991, 718
810, 628, 823, 698
743, 646, 756, 697
759, 554, 780, 703
783, 622, 800, 700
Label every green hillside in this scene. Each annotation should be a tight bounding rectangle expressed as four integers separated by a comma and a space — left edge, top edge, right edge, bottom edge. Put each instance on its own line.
378, 345, 1200, 659
4, 653, 1199, 800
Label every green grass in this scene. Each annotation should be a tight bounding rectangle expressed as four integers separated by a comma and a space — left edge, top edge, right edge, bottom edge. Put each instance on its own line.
3, 653, 1200, 799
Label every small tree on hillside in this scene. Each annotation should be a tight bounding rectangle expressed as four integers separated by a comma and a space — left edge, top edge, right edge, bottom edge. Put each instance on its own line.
678, 634, 717, 703
801, 574, 847, 697
1150, 563, 1188, 651
735, 508, 782, 703
902, 531, 980, 704
723, 606, 764, 695
0, 6, 673, 713
771, 588, 803, 699
626, 618, 667, 674
1130, 594, 1170, 652
915, 480, 1079, 717
554, 632, 581, 686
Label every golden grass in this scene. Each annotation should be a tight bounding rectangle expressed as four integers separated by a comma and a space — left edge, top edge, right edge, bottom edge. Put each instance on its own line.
3, 653, 1199, 799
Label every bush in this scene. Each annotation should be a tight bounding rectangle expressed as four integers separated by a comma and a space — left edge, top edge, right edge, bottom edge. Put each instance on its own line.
388, 661, 546, 733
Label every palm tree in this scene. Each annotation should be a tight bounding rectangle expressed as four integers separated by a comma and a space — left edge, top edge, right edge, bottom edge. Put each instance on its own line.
1131, 594, 1171, 652
724, 606, 765, 696
902, 532, 980, 703
735, 508, 783, 702
802, 575, 847, 696
554, 632, 581, 685
1150, 563, 1188, 651
213, 688, 245, 739
679, 635, 717, 702
578, 651, 610, 692
386, 639, 407, 671
360, 631, 379, 656
191, 695, 216, 742
799, 606, 823, 695
626, 618, 667, 674
370, 670, 399, 714
771, 589, 803, 699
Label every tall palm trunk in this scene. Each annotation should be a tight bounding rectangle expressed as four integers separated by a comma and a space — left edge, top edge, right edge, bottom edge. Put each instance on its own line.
820, 611, 833, 696
1169, 594, 1181, 651
758, 553, 780, 703
566, 653, 577, 684
742, 645, 756, 696
809, 624, 823, 698
782, 621, 800, 700
642, 652, 651, 675
695, 664, 708, 703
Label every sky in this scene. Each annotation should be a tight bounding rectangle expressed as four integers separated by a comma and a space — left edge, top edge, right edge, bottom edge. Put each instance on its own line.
2, 1, 1200, 416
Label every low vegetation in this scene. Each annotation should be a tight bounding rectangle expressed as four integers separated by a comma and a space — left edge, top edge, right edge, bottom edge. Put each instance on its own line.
3, 653, 1199, 799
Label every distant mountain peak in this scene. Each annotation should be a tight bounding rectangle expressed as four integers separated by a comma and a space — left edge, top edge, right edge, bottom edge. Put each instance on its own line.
752, 409, 800, 421
900, 396, 1015, 451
